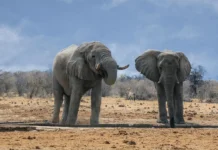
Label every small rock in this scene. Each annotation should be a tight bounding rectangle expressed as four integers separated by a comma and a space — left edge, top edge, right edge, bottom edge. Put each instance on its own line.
187, 117, 192, 120
111, 145, 116, 148
35, 146, 40, 149
118, 130, 128, 135
104, 141, 110, 144
123, 140, 128, 143
27, 136, 35, 140
100, 133, 104, 136
128, 140, 136, 145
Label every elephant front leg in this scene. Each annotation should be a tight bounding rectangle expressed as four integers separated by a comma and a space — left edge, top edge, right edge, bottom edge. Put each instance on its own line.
61, 95, 70, 125
156, 84, 168, 124
90, 81, 102, 125
66, 88, 83, 126
174, 83, 185, 124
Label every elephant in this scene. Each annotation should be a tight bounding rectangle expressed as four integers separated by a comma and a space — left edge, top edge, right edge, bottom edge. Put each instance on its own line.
135, 50, 191, 128
52, 41, 129, 126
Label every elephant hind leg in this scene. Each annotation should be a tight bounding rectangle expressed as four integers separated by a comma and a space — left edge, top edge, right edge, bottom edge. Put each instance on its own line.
61, 95, 70, 125
52, 78, 64, 124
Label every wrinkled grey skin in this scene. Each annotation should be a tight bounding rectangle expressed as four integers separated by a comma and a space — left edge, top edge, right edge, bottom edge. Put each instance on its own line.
135, 50, 191, 128
52, 42, 129, 126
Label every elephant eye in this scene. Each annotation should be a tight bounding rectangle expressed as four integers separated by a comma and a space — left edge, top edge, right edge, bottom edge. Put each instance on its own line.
92, 55, 95, 58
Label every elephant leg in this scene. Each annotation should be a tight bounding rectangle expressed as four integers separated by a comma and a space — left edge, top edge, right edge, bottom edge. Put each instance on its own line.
174, 83, 185, 124
52, 78, 64, 124
61, 94, 70, 125
90, 80, 102, 125
66, 84, 84, 126
156, 83, 168, 124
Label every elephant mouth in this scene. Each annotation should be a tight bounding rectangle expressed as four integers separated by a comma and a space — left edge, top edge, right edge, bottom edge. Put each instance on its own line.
95, 63, 108, 78
99, 69, 108, 78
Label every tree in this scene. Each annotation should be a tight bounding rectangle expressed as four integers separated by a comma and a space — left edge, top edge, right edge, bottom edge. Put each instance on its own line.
26, 70, 44, 99
41, 70, 53, 97
0, 72, 16, 95
0, 70, 4, 95
188, 65, 206, 97
14, 71, 27, 96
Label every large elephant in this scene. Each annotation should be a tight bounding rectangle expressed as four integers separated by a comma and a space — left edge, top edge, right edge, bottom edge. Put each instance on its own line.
135, 50, 191, 128
52, 41, 129, 125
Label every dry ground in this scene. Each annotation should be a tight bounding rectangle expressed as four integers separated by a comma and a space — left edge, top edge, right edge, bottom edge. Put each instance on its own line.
0, 96, 218, 149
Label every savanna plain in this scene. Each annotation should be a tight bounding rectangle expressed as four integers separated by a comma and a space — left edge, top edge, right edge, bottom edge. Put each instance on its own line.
0, 96, 218, 150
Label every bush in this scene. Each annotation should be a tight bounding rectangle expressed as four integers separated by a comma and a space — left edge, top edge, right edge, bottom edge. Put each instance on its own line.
197, 80, 218, 103
110, 77, 156, 100
0, 66, 218, 103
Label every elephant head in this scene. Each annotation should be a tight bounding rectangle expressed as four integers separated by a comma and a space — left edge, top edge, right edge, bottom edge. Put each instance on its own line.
135, 50, 191, 127
67, 42, 129, 85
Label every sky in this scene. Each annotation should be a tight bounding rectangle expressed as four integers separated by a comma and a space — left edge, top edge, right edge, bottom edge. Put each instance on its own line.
0, 0, 218, 79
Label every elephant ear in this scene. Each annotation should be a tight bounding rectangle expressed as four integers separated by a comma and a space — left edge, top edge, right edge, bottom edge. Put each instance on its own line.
135, 50, 161, 82
177, 52, 191, 82
66, 43, 97, 80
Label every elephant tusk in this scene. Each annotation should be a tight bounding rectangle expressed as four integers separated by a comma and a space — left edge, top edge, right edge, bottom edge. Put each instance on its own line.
158, 74, 163, 84
117, 64, 129, 70
95, 63, 101, 71
175, 75, 180, 84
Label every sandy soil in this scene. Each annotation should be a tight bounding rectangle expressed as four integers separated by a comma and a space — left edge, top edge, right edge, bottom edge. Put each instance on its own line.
0, 96, 218, 150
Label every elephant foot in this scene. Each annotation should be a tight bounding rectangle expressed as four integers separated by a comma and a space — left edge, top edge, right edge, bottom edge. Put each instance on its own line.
170, 117, 175, 128
90, 119, 99, 125
157, 118, 168, 124
175, 118, 185, 124
66, 118, 77, 126
60, 116, 68, 126
51, 117, 59, 124
60, 120, 67, 126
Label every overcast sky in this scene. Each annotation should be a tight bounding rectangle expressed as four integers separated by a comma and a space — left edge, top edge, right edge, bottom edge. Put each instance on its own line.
0, 0, 218, 79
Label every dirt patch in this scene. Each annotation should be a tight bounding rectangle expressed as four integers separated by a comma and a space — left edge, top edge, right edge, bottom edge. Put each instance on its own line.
0, 96, 218, 149
0, 128, 218, 150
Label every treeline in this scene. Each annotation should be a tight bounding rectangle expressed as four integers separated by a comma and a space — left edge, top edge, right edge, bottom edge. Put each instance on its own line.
0, 70, 52, 98
1, 65, 218, 102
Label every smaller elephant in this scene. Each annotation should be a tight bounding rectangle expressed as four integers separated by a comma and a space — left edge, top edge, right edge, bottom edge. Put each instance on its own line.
135, 50, 191, 128
52, 41, 129, 125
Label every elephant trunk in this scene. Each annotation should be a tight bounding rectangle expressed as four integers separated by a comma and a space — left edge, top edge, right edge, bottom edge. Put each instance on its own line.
163, 75, 176, 128
97, 56, 129, 85
101, 58, 118, 85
